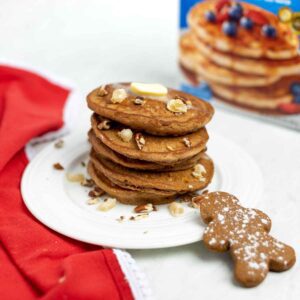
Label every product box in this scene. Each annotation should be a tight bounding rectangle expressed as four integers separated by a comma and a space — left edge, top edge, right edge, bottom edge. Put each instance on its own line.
179, 0, 300, 130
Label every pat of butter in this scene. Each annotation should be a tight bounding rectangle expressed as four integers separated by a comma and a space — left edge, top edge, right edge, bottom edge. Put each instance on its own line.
130, 82, 168, 96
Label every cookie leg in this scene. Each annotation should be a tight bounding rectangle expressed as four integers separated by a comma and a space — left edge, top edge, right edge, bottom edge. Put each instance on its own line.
234, 259, 268, 287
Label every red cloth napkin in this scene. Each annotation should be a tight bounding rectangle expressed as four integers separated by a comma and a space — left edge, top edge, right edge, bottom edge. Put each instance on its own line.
0, 64, 142, 300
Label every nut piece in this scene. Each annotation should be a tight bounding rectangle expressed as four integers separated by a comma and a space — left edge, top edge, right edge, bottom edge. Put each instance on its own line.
168, 202, 184, 217
53, 162, 64, 170
134, 96, 144, 105
87, 198, 99, 205
118, 129, 133, 142
88, 187, 105, 197
167, 99, 188, 113
190, 197, 201, 209
181, 192, 198, 203
81, 178, 95, 187
166, 145, 174, 151
97, 85, 108, 97
97, 119, 111, 130
98, 197, 117, 212
116, 216, 125, 222
54, 139, 64, 149
129, 214, 149, 221
66, 173, 85, 183
111, 88, 127, 103
134, 203, 153, 213
182, 137, 191, 148
186, 100, 192, 107
192, 164, 207, 182
135, 133, 145, 150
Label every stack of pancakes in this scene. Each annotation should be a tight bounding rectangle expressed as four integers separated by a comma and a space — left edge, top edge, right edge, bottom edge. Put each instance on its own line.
86, 83, 214, 205
179, 0, 300, 112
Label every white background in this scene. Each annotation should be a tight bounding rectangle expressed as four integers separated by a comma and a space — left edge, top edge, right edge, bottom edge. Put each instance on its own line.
1, 0, 299, 299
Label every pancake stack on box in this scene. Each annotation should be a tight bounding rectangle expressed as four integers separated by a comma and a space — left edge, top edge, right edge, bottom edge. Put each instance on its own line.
179, 0, 300, 113
86, 82, 214, 205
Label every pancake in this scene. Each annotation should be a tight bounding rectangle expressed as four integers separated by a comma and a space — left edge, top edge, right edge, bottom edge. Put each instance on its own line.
188, 0, 299, 60
208, 75, 300, 109
90, 151, 214, 194
88, 162, 176, 205
87, 82, 214, 136
179, 32, 281, 87
192, 36, 300, 77
89, 130, 203, 171
91, 113, 209, 164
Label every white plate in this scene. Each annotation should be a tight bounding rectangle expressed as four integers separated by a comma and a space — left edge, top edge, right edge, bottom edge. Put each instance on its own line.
21, 131, 263, 249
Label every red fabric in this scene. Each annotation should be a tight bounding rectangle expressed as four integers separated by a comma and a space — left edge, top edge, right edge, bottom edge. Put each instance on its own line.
0, 65, 134, 300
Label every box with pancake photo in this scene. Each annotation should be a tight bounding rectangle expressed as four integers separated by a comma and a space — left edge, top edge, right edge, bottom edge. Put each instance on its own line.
179, 0, 300, 131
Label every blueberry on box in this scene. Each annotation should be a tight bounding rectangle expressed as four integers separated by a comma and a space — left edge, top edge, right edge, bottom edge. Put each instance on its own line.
290, 82, 300, 95
262, 25, 277, 38
232, 2, 243, 13
240, 17, 253, 30
294, 95, 300, 104
228, 3, 243, 21
205, 11, 216, 23
222, 21, 237, 37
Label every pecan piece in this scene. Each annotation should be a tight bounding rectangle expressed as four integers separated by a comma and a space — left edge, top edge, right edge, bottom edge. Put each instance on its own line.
135, 133, 145, 150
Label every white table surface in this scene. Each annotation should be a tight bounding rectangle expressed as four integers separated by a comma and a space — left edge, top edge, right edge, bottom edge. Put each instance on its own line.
1, 0, 299, 299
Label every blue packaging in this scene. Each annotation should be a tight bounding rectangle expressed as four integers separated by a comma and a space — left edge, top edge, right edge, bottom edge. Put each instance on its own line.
179, 0, 300, 131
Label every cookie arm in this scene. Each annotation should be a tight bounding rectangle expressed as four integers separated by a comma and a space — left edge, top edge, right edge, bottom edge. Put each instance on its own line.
253, 209, 272, 232
268, 238, 296, 272
203, 221, 229, 252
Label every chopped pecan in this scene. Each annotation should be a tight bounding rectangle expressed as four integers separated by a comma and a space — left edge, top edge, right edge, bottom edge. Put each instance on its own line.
88, 187, 105, 197
181, 192, 198, 203
134, 203, 154, 213
135, 133, 146, 150
53, 163, 64, 170
81, 178, 95, 187
129, 214, 149, 221
54, 139, 64, 149
134, 96, 145, 105
182, 137, 191, 148
97, 119, 111, 130
97, 85, 108, 96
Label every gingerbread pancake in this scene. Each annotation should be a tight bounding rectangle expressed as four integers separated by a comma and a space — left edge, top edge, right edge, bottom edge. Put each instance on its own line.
89, 130, 203, 171
87, 162, 176, 205
188, 0, 299, 59
87, 83, 214, 136
90, 151, 214, 194
179, 32, 281, 87
193, 36, 300, 76
91, 114, 209, 164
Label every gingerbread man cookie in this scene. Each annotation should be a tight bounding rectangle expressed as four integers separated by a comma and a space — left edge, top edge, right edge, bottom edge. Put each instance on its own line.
196, 192, 296, 287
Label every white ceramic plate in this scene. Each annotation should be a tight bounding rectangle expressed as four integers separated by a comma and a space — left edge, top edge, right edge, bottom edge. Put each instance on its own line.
21, 131, 263, 249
